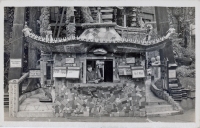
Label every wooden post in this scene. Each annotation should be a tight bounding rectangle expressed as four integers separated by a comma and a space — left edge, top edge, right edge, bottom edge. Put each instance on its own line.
57, 7, 65, 38
114, 8, 117, 23
83, 59, 87, 83
123, 8, 126, 27
166, 58, 169, 91
53, 7, 60, 37
98, 7, 101, 23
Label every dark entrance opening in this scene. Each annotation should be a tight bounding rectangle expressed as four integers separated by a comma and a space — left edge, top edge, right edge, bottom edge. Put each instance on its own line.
86, 59, 113, 82
104, 60, 113, 82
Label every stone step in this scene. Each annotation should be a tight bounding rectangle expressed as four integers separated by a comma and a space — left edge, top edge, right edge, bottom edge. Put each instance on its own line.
174, 98, 182, 101
170, 87, 182, 90
169, 84, 178, 88
4, 93, 9, 96
19, 104, 53, 111
4, 105, 9, 107
171, 93, 182, 95
146, 105, 173, 113
17, 111, 54, 117
4, 96, 9, 99
146, 101, 168, 106
4, 94, 9, 107
147, 110, 181, 117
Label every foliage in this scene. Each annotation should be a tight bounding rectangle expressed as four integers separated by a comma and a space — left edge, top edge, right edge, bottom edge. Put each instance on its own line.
4, 7, 14, 90
176, 66, 195, 78
172, 39, 195, 60
179, 77, 195, 90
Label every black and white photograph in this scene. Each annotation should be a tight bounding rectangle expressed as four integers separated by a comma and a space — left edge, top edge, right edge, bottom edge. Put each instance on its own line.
1, 1, 199, 127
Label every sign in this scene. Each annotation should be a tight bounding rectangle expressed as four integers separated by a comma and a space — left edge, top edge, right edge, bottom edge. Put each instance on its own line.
53, 67, 66, 77
10, 59, 22, 68
29, 70, 41, 78
168, 70, 176, 78
132, 70, 145, 78
66, 67, 80, 79
126, 57, 135, 64
66, 58, 74, 64
66, 70, 80, 78
118, 65, 131, 75
119, 68, 132, 75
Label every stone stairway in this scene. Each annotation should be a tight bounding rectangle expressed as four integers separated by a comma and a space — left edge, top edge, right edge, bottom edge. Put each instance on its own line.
169, 78, 188, 101
145, 79, 180, 117
146, 104, 180, 117
17, 93, 54, 117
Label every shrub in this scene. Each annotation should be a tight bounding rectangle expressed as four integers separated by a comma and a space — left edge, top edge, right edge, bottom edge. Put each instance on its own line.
176, 66, 195, 77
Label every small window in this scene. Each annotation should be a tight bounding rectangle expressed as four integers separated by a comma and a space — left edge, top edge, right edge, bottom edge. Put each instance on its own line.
46, 65, 51, 80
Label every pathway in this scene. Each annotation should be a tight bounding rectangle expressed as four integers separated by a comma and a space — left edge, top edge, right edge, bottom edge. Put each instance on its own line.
145, 79, 166, 104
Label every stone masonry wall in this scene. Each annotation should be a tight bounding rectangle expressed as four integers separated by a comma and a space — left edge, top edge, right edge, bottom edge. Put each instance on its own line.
53, 53, 146, 117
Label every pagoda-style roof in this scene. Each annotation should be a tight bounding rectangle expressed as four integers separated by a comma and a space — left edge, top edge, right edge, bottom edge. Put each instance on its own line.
25, 35, 171, 53
22, 23, 176, 53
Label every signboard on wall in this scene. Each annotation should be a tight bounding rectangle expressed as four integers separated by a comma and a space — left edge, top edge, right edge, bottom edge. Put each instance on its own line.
131, 66, 145, 78
168, 70, 176, 78
53, 67, 66, 77
66, 67, 80, 79
118, 65, 131, 75
66, 58, 74, 64
132, 70, 145, 78
10, 59, 22, 68
126, 57, 135, 64
29, 70, 41, 78
119, 68, 132, 75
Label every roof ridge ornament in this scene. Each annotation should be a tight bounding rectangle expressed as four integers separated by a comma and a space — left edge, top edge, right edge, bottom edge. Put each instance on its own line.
22, 21, 32, 37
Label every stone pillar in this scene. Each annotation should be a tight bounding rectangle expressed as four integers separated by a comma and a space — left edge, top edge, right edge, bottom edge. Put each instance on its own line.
9, 79, 19, 117
8, 7, 25, 80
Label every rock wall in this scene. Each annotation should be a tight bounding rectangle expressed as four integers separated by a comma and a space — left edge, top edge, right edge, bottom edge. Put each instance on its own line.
53, 81, 146, 117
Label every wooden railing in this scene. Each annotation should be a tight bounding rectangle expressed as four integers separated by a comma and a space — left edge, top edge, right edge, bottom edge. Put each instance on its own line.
9, 72, 29, 117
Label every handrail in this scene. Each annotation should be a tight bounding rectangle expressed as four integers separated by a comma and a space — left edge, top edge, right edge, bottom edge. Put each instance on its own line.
9, 72, 29, 85
9, 72, 29, 117
18, 72, 29, 85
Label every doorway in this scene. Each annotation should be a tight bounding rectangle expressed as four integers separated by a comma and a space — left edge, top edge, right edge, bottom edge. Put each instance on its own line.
104, 60, 113, 82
